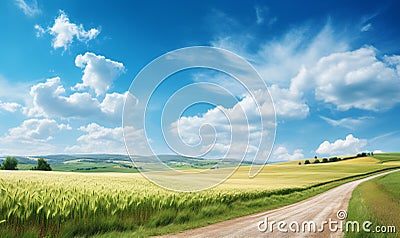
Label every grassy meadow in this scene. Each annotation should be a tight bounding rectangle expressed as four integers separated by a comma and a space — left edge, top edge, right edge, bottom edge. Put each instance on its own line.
0, 154, 399, 237
346, 169, 400, 237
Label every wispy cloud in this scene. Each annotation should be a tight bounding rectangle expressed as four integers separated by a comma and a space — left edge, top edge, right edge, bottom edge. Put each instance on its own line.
255, 6, 276, 26
361, 23, 372, 32
319, 116, 372, 130
369, 131, 399, 144
15, 0, 40, 17
255, 6, 264, 25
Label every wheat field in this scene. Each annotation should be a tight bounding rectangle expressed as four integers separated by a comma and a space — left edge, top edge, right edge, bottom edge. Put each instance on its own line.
0, 160, 397, 237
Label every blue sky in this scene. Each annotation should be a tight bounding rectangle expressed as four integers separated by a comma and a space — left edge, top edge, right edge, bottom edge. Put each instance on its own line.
0, 0, 399, 161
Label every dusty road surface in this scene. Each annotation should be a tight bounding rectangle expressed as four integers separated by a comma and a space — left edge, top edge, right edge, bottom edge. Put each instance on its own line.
159, 169, 399, 238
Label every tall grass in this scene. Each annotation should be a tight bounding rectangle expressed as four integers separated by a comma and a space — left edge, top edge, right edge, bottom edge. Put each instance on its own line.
345, 171, 400, 238
0, 171, 308, 237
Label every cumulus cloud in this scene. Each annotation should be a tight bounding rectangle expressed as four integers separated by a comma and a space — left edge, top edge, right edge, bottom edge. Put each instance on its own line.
25, 77, 126, 121
169, 92, 275, 160
65, 123, 147, 154
65, 123, 125, 154
0, 118, 71, 155
0, 101, 21, 113
73, 52, 125, 96
213, 22, 400, 115
212, 23, 348, 120
35, 11, 100, 50
271, 146, 304, 161
296, 47, 400, 111
3, 118, 70, 143
0, 118, 72, 155
316, 134, 367, 156
269, 84, 309, 119
15, 0, 40, 16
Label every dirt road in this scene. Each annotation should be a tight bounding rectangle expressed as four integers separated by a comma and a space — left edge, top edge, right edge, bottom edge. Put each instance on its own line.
159, 169, 399, 238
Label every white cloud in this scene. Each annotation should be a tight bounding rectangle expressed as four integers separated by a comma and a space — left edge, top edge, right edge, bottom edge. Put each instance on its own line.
100, 92, 127, 115
384, 55, 400, 75
271, 146, 304, 161
212, 23, 348, 120
65, 123, 124, 154
39, 11, 100, 50
25, 77, 126, 121
15, 0, 40, 16
73, 52, 125, 96
308, 47, 400, 111
169, 92, 275, 160
319, 116, 372, 130
0, 118, 71, 156
361, 23, 372, 32
212, 20, 400, 116
269, 84, 309, 119
254, 24, 348, 85
316, 134, 367, 156
3, 118, 70, 143
34, 24, 45, 37
0, 101, 21, 113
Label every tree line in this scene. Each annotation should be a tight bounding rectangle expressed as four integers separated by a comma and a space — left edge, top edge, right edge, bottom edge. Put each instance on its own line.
0, 156, 52, 171
300, 152, 374, 165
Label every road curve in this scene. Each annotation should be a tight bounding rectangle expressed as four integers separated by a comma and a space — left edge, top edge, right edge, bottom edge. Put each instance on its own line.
158, 169, 399, 238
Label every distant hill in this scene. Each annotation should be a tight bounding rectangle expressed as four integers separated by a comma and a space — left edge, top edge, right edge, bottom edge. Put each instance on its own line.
0, 154, 253, 172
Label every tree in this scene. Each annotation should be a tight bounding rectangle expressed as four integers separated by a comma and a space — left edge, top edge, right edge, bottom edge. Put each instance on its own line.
1, 156, 18, 170
304, 160, 311, 165
328, 157, 338, 162
313, 159, 320, 164
322, 158, 328, 163
32, 158, 52, 171
298, 162, 301, 165
314, 156, 317, 159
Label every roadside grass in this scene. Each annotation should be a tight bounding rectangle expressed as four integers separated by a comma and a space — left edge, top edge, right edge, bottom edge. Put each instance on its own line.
345, 171, 400, 238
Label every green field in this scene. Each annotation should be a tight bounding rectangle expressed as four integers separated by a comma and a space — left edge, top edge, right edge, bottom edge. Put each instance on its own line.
0, 153, 399, 237
346, 169, 400, 237
373, 152, 400, 165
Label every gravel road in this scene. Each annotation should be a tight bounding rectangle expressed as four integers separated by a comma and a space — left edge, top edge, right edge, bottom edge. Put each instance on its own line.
158, 169, 399, 238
